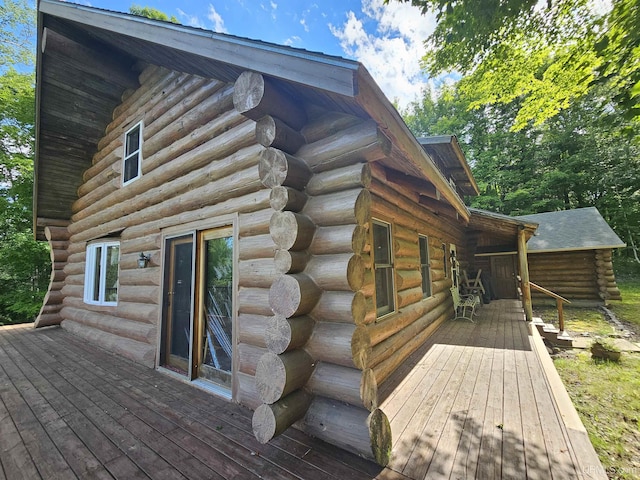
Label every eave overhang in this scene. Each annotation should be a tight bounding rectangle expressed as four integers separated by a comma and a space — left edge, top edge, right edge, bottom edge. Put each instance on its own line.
34, 0, 472, 239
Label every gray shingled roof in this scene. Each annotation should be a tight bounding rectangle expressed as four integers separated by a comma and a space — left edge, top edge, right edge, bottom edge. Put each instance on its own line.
515, 207, 626, 252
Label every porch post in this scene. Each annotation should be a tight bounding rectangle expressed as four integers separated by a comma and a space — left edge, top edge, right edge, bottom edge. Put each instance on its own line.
517, 228, 533, 321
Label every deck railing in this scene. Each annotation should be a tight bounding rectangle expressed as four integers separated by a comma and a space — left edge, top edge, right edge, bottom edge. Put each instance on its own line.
529, 281, 571, 335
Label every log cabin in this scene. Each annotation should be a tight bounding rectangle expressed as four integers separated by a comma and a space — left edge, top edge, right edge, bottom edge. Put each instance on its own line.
33, 0, 540, 465
515, 207, 625, 304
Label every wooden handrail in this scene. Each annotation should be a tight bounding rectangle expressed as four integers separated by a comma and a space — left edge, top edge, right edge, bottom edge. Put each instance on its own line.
529, 281, 571, 335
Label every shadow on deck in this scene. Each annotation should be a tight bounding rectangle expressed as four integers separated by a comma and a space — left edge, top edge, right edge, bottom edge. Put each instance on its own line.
378, 299, 606, 480
0, 300, 606, 479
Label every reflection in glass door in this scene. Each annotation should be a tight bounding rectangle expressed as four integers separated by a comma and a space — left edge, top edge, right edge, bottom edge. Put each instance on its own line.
195, 227, 234, 389
160, 234, 194, 376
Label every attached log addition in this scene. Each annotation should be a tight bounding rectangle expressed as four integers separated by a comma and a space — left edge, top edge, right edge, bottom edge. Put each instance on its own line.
35, 225, 70, 328
234, 70, 391, 465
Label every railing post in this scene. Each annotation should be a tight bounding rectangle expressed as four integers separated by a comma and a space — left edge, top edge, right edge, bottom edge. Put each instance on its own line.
517, 228, 533, 321
557, 298, 565, 335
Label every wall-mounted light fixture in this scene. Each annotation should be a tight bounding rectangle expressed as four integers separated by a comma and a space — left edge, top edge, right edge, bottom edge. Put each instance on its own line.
137, 252, 151, 269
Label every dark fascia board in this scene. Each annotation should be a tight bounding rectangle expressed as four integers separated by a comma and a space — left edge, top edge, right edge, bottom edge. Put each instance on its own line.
528, 245, 626, 254
33, 6, 45, 239
469, 207, 539, 232
418, 135, 479, 195
39, 0, 360, 97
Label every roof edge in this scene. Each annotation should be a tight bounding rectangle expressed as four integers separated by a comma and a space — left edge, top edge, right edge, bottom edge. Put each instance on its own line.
528, 245, 627, 254
39, 0, 360, 97
418, 135, 479, 196
355, 67, 470, 221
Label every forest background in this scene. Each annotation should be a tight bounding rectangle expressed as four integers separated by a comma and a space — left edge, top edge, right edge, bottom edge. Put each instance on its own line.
0, 0, 638, 324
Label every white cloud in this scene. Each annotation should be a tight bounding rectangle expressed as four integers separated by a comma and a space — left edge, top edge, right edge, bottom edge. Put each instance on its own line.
300, 18, 309, 32
284, 35, 302, 46
208, 4, 227, 33
176, 8, 206, 29
329, 0, 437, 109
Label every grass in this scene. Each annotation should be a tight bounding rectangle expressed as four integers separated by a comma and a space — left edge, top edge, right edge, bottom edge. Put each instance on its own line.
609, 279, 640, 329
552, 277, 640, 479
554, 353, 640, 479
534, 305, 613, 336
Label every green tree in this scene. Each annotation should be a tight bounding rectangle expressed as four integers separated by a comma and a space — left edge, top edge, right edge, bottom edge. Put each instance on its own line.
0, 0, 50, 324
0, 0, 35, 68
129, 5, 179, 23
401, 84, 640, 260
390, 0, 640, 129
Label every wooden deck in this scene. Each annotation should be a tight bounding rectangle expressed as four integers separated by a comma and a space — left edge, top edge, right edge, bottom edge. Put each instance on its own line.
0, 300, 605, 479
379, 300, 605, 480
0, 323, 385, 480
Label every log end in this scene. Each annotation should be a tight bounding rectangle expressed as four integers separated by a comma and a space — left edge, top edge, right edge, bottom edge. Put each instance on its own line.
360, 368, 379, 411
269, 211, 315, 251
233, 71, 265, 118
259, 148, 288, 188
255, 352, 286, 404
352, 325, 372, 370
369, 408, 392, 466
252, 403, 277, 444
347, 255, 365, 291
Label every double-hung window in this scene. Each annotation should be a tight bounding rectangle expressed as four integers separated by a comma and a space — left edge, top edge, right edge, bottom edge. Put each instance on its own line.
84, 241, 120, 306
419, 235, 432, 298
373, 220, 394, 317
123, 122, 142, 185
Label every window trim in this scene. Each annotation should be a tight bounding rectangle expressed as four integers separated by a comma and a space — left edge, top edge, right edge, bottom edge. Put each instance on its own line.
419, 235, 432, 298
372, 219, 395, 318
122, 121, 143, 186
84, 240, 120, 306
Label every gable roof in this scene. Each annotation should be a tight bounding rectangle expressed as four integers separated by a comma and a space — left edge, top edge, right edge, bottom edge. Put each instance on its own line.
35, 0, 476, 238
418, 136, 479, 197
515, 207, 626, 253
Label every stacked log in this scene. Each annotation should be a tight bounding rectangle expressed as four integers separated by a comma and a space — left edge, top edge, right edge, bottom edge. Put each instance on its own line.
35, 225, 70, 327
595, 249, 622, 301
365, 170, 457, 387
234, 70, 391, 465
528, 251, 601, 300
53, 66, 273, 369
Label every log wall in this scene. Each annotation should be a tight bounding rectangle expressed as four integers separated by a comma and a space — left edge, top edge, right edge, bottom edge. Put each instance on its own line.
41, 65, 469, 466
528, 249, 622, 302
368, 163, 465, 388
231, 71, 394, 465
53, 66, 267, 369
35, 225, 70, 328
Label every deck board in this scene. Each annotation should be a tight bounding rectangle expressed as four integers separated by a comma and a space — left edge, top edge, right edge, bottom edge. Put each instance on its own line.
0, 300, 605, 479
0, 323, 382, 480
380, 300, 603, 480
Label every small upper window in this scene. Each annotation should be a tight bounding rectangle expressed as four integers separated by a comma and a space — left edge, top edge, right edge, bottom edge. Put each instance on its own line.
84, 241, 120, 306
419, 235, 432, 298
123, 122, 142, 185
373, 220, 394, 318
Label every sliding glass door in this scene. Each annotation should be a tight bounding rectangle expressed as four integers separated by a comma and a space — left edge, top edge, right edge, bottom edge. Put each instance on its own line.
160, 234, 194, 375
160, 226, 235, 392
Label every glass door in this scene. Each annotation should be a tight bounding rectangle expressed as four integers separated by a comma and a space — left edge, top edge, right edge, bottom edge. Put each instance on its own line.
160, 234, 194, 376
194, 227, 234, 389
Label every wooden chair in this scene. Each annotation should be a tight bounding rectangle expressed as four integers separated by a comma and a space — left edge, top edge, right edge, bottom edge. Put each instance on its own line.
450, 286, 480, 322
462, 269, 485, 297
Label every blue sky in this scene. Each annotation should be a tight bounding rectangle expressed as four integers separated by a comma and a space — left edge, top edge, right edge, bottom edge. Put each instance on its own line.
67, 0, 443, 109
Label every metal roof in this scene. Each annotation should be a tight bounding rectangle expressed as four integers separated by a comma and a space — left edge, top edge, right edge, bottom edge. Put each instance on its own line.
515, 207, 626, 252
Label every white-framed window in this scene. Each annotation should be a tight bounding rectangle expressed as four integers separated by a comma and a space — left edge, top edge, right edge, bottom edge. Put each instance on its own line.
123, 122, 142, 185
373, 220, 394, 318
419, 235, 432, 298
84, 241, 120, 306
